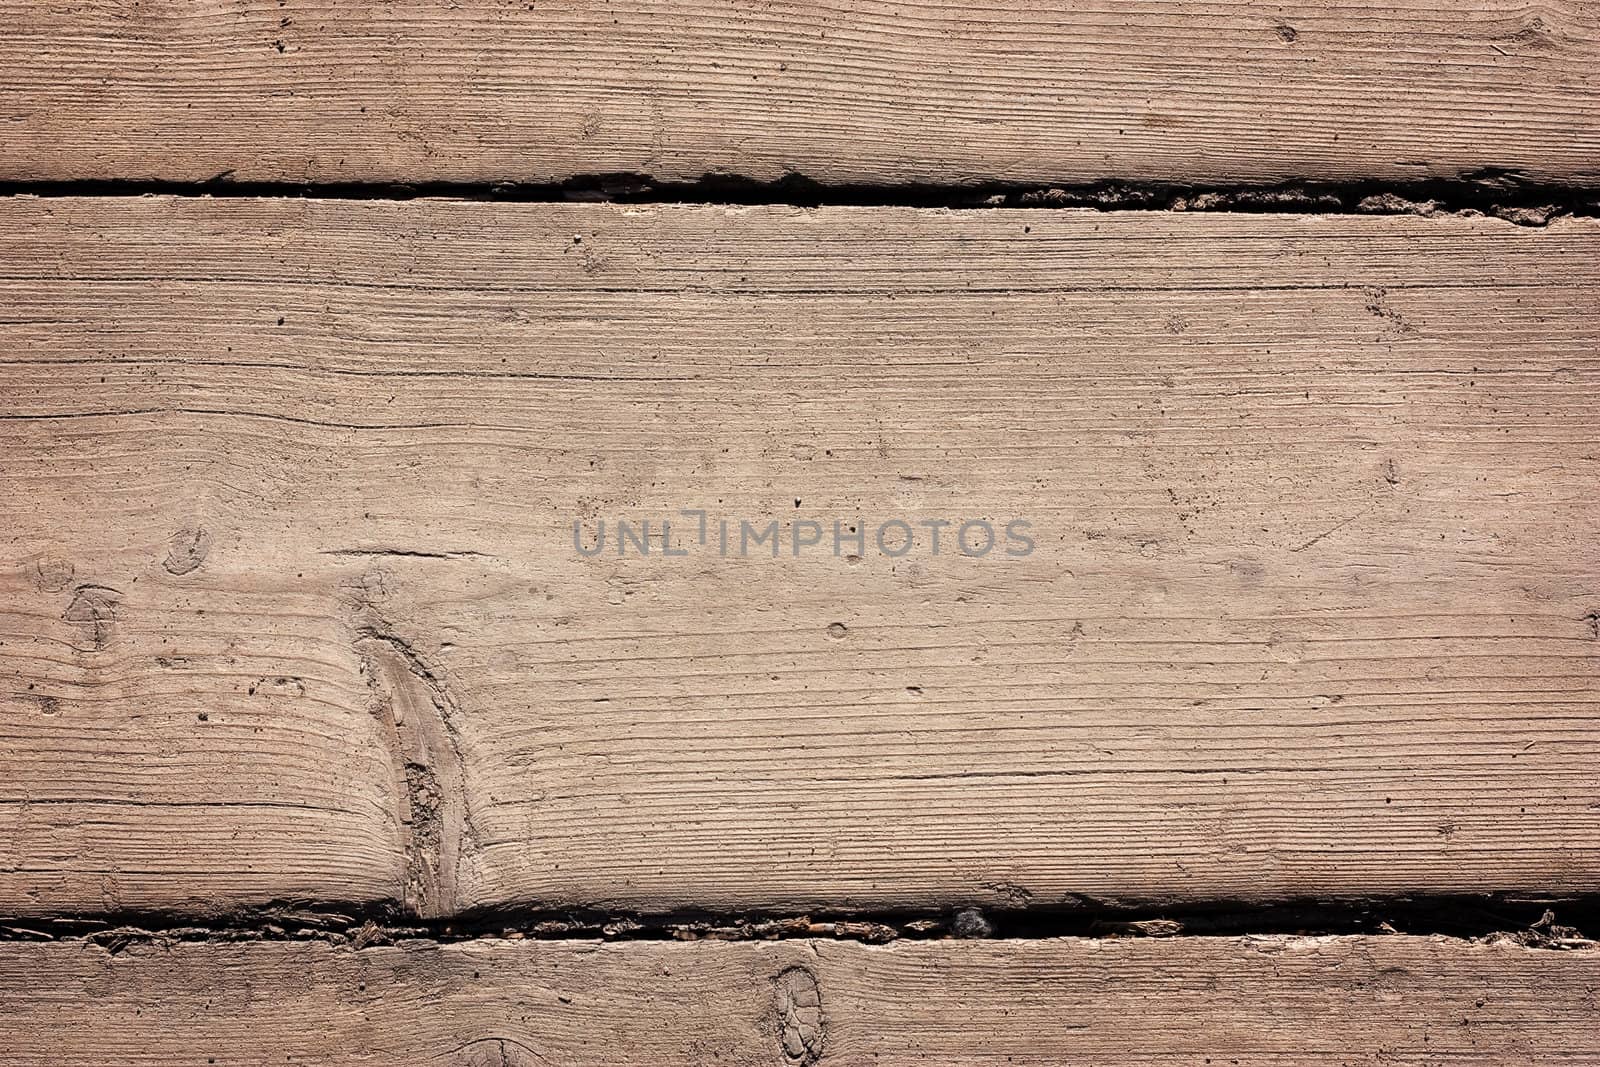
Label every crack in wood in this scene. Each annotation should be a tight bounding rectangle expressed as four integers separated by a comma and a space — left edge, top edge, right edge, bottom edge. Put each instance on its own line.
353, 611, 477, 919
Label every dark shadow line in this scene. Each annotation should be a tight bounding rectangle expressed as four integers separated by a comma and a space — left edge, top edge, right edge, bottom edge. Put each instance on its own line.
3, 891, 1595, 949
0, 168, 1597, 225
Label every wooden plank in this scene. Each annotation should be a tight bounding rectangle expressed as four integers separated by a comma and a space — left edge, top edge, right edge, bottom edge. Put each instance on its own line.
3, 1, 1599, 187
0, 935, 1596, 1064
2, 198, 1598, 917
0, 577, 405, 915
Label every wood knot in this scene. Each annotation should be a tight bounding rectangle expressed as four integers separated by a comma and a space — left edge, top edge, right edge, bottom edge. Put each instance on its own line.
31, 556, 74, 593
163, 525, 211, 575
64, 584, 122, 650
775, 965, 825, 1064
452, 1037, 543, 1066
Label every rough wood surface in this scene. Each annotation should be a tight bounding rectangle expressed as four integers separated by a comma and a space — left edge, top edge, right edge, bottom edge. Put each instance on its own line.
0, 935, 1595, 1065
4, 1, 1600, 186
2, 198, 1598, 916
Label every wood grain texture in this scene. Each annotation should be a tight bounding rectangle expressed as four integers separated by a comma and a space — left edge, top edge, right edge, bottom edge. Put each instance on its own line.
2, 198, 1598, 916
0, 935, 1596, 1065
3, 1, 1599, 186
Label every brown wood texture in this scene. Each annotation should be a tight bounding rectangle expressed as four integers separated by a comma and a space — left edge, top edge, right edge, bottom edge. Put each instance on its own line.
1, 935, 1597, 1065
3, 1, 1599, 187
2, 198, 1598, 917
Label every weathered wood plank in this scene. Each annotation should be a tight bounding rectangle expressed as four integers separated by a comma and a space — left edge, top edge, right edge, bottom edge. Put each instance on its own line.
0, 575, 404, 915
4, 1, 1599, 186
0, 936, 1595, 1065
2, 199, 1598, 916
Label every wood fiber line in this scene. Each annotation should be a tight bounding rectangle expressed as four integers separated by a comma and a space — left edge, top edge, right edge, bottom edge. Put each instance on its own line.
0, 936, 1596, 1065
2, 1, 1598, 186
1, 198, 1597, 916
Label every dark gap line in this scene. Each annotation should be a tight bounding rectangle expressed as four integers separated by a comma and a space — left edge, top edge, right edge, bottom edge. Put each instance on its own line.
3, 893, 1595, 951
1, 169, 1599, 224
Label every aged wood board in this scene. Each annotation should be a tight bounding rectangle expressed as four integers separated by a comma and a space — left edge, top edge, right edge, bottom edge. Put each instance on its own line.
3, 198, 1596, 917
2, 1, 1598, 186
2, 935, 1597, 1065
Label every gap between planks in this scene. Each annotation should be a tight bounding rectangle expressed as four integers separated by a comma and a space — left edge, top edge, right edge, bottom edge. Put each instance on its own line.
3, 895, 1598, 952
0, 174, 1598, 226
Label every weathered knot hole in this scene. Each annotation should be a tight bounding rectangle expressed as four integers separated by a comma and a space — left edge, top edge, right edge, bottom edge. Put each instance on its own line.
163, 525, 211, 575
775, 965, 825, 1064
